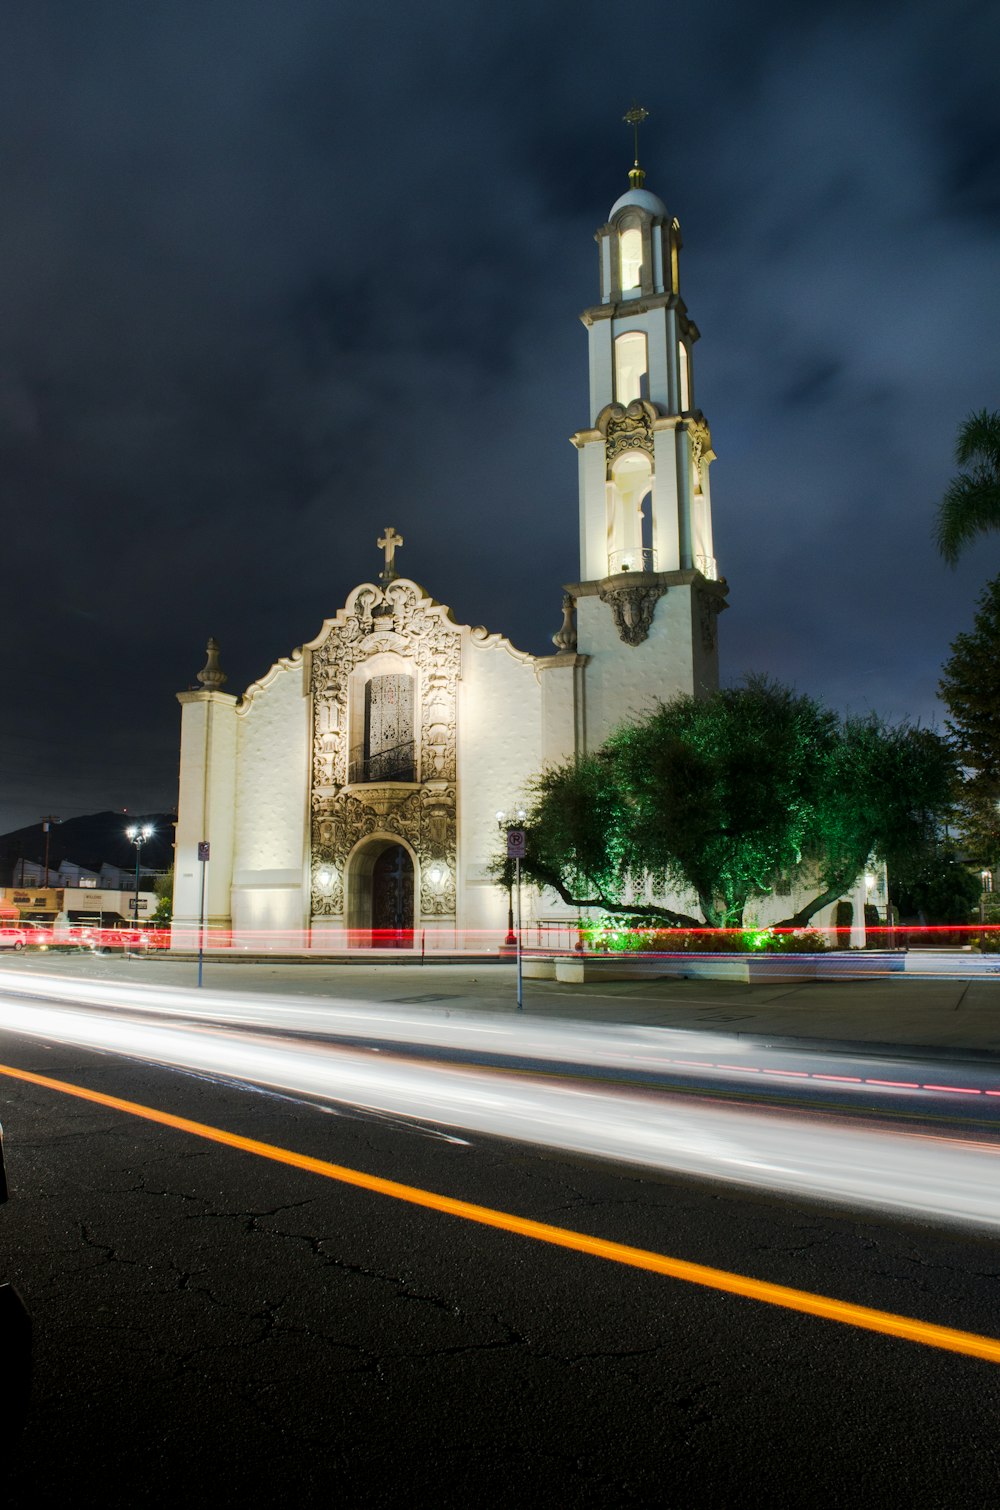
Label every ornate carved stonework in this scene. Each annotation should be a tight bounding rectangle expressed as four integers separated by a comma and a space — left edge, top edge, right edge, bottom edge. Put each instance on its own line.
599, 399, 656, 466
604, 401, 658, 465
598, 580, 667, 646
307, 580, 462, 920
687, 419, 712, 496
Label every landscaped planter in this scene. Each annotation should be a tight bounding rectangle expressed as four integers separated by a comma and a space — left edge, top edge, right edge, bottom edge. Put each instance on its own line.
542, 951, 908, 984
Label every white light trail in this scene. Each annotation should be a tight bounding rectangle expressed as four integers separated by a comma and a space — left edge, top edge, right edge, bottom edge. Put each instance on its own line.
0, 972, 999, 1230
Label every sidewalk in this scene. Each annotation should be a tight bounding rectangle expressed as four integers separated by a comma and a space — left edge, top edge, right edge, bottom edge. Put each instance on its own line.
4, 951, 1000, 1060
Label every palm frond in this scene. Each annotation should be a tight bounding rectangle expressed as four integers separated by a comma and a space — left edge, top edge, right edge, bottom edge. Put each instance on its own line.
955, 409, 1000, 470
935, 471, 1000, 566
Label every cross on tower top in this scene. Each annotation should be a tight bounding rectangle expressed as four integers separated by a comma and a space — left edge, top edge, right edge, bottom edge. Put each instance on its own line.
377, 525, 404, 582
623, 104, 649, 189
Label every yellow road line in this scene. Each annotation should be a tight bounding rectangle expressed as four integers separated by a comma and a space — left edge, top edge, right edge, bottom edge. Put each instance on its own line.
3, 1058, 999, 1366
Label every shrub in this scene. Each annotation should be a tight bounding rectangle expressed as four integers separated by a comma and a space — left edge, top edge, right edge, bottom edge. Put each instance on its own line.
581, 921, 829, 953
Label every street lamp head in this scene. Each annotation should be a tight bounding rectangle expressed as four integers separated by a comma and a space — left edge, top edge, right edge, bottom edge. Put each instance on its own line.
126, 825, 138, 840
141, 824, 154, 840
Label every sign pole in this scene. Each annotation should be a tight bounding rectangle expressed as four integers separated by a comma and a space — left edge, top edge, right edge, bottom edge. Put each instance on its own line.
197, 840, 210, 989
515, 854, 523, 1011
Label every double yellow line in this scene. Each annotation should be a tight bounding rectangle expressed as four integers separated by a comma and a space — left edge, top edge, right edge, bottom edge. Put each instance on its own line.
3, 1059, 999, 1366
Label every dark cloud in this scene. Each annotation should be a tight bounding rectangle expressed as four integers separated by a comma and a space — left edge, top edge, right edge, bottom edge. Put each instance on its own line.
1, 0, 998, 831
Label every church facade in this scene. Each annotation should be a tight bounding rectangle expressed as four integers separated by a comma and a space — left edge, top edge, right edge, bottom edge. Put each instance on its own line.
171, 159, 855, 949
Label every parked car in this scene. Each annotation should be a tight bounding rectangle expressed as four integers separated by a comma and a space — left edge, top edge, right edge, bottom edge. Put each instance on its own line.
86, 927, 170, 954
17, 921, 54, 950
0, 927, 29, 952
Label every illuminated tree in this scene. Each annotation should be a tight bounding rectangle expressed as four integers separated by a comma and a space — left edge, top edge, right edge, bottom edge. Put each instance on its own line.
517, 678, 957, 929
935, 410, 1000, 566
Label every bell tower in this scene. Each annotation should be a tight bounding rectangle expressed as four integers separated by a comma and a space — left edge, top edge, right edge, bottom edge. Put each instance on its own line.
564, 110, 728, 750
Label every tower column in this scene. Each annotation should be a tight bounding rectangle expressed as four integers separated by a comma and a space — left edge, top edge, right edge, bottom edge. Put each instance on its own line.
675, 422, 694, 571
563, 113, 728, 751
172, 644, 239, 946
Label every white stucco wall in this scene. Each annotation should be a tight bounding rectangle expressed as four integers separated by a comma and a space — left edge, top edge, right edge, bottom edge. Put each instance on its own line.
172, 691, 238, 940
576, 583, 704, 751
540, 658, 583, 768
230, 657, 310, 941
457, 628, 543, 937
577, 440, 608, 583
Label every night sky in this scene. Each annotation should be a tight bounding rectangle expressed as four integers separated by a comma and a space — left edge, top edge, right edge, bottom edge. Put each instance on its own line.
2, 1, 998, 835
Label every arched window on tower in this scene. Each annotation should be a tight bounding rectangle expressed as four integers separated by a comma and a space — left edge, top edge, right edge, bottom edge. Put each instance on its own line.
678, 342, 691, 412
614, 332, 648, 405
620, 228, 643, 292
607, 450, 655, 575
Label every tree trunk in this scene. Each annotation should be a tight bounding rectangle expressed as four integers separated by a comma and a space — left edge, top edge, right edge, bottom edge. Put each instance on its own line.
773, 873, 856, 931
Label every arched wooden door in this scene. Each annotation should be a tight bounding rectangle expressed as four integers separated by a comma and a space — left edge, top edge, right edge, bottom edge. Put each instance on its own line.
370, 843, 414, 947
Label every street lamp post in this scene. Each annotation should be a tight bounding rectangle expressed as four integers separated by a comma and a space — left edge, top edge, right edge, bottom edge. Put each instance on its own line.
496, 808, 527, 1012
125, 823, 154, 944
41, 815, 60, 889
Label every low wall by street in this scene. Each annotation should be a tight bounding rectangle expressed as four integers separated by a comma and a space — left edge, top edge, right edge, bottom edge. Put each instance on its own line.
523, 951, 1000, 984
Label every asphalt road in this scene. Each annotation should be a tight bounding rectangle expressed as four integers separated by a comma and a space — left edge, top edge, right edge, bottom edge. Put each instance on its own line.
2, 979, 1000, 1505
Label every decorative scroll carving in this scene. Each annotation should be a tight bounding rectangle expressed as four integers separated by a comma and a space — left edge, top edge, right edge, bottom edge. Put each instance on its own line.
310, 784, 458, 920
602, 399, 655, 465
698, 590, 723, 652
598, 580, 666, 646
687, 419, 712, 497
551, 593, 577, 651
308, 580, 461, 919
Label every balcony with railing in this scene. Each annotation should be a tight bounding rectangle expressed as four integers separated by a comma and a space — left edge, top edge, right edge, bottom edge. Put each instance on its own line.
607, 547, 658, 576
348, 740, 416, 786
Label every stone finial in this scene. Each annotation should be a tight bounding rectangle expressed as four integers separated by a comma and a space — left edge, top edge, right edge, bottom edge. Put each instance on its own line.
552, 593, 577, 652
196, 637, 227, 691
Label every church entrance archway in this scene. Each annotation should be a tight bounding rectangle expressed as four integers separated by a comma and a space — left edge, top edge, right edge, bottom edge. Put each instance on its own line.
346, 838, 415, 948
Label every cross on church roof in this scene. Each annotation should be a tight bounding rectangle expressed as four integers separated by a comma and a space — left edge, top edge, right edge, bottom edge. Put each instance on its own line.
623, 104, 649, 189
378, 525, 403, 582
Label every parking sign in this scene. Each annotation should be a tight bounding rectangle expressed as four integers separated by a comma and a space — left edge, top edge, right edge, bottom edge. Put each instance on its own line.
197, 841, 210, 861
506, 828, 526, 859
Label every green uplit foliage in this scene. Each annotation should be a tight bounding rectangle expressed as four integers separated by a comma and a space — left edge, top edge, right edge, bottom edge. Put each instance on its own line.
606, 678, 838, 927
583, 923, 829, 954
513, 677, 958, 930
791, 718, 961, 929
152, 869, 173, 925
151, 895, 172, 925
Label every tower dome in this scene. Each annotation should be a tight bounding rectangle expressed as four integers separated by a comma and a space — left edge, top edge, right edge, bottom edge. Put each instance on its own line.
609, 186, 669, 221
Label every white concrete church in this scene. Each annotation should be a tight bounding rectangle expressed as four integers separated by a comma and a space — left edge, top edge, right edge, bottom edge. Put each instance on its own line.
171, 147, 862, 950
